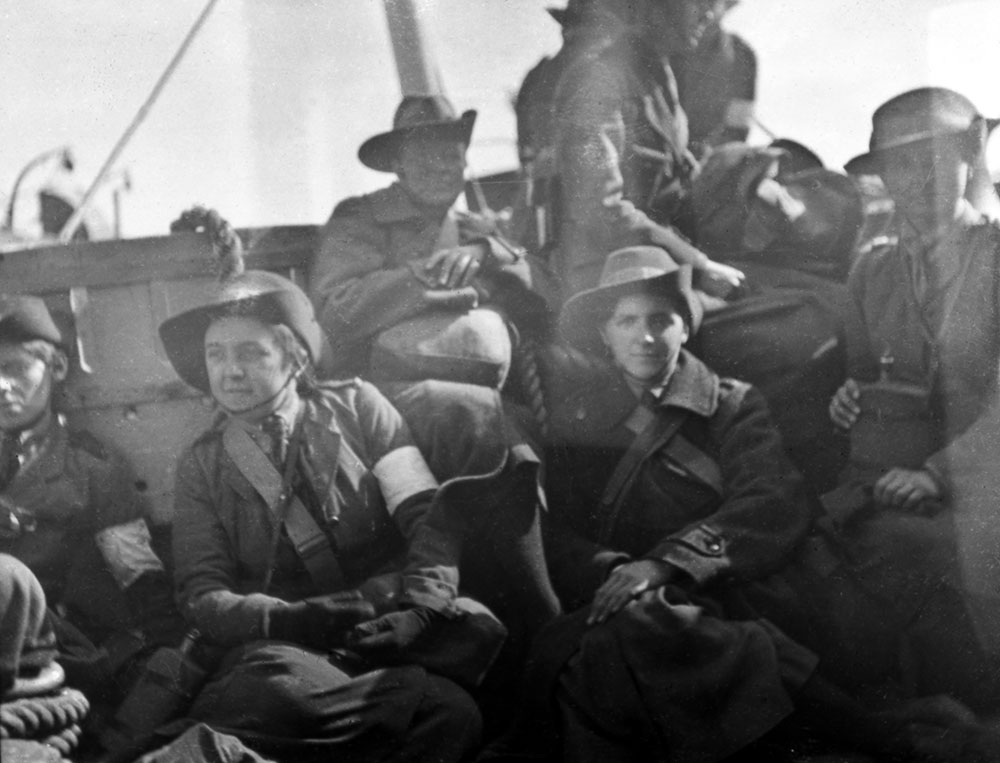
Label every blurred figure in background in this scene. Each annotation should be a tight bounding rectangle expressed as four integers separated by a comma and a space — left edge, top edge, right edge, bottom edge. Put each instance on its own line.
512, 0, 745, 304
672, 0, 757, 159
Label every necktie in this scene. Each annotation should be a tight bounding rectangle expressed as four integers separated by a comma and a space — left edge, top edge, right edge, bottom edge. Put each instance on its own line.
0, 434, 21, 489
261, 415, 290, 469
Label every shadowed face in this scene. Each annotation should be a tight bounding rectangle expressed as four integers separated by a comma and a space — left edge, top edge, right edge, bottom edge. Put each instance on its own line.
600, 292, 689, 388
877, 136, 970, 234
0, 343, 65, 432
642, 0, 724, 54
204, 316, 298, 419
395, 134, 468, 211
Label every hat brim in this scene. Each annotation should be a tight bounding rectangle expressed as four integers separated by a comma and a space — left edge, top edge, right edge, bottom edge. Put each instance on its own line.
158, 291, 321, 394
844, 119, 1000, 176
358, 110, 478, 173
559, 269, 702, 357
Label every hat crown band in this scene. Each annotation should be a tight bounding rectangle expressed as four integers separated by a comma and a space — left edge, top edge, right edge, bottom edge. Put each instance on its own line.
600, 265, 673, 287
394, 96, 460, 131
871, 112, 977, 151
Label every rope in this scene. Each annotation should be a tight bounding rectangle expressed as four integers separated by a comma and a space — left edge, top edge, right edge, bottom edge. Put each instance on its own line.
0, 689, 89, 747
170, 205, 245, 281
512, 337, 549, 439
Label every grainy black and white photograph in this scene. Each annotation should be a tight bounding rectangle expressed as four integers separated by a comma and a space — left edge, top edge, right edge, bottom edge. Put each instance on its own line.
2, 1, 1000, 761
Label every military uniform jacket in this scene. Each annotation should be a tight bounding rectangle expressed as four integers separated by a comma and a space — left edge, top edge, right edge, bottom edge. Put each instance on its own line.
544, 350, 813, 607
848, 204, 1000, 489
1, 414, 157, 633
548, 13, 700, 296
309, 182, 531, 377
172, 380, 458, 647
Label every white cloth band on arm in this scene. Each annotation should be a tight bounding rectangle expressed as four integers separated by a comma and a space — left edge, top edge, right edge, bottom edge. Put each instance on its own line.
725, 99, 755, 129
373, 445, 439, 515
95, 518, 164, 589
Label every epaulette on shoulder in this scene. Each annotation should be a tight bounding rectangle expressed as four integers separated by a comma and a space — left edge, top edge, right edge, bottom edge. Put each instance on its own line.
855, 234, 899, 258
331, 193, 372, 217
317, 377, 362, 391
67, 428, 110, 461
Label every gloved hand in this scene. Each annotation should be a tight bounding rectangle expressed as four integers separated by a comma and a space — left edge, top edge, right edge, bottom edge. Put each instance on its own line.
347, 607, 438, 656
268, 591, 376, 650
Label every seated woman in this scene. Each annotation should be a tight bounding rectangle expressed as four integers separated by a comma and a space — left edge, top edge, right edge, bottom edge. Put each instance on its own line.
157, 265, 492, 762
485, 246, 998, 762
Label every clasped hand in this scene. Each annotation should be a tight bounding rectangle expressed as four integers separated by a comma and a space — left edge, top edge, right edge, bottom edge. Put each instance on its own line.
347, 607, 437, 656
588, 559, 674, 626
417, 244, 488, 290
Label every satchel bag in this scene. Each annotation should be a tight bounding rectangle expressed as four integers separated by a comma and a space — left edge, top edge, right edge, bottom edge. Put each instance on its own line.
370, 307, 512, 389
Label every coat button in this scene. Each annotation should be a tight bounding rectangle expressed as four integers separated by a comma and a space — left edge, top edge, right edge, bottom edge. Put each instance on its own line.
707, 542, 722, 554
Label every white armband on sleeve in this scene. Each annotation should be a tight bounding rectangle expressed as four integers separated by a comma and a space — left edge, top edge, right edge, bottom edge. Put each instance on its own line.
724, 99, 755, 129
94, 518, 164, 589
372, 445, 439, 515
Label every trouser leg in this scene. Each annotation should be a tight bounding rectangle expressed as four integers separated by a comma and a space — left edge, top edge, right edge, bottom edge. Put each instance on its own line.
190, 641, 480, 762
382, 673, 483, 763
384, 381, 561, 637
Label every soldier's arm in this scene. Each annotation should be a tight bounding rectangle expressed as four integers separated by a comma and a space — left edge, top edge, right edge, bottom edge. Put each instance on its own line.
354, 381, 460, 614
554, 59, 710, 293
309, 196, 439, 351
172, 448, 288, 645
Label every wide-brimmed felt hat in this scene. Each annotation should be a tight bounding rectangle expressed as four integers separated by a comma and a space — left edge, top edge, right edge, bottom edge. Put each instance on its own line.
559, 246, 702, 356
358, 95, 477, 173
0, 294, 64, 349
845, 87, 999, 176
158, 270, 322, 394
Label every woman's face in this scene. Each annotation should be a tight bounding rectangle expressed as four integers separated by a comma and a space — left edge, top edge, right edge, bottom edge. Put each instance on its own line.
600, 292, 689, 386
204, 316, 297, 417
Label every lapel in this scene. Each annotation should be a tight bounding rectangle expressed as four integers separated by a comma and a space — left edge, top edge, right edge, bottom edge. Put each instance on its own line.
299, 398, 343, 522
5, 418, 80, 511
220, 399, 345, 527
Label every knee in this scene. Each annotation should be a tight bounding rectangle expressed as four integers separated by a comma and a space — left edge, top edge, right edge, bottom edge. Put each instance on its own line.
415, 674, 482, 750
0, 554, 47, 621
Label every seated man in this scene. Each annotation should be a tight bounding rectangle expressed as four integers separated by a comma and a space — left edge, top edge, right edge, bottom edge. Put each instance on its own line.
310, 94, 546, 386
307, 101, 561, 655
0, 294, 181, 711
829, 88, 1000, 658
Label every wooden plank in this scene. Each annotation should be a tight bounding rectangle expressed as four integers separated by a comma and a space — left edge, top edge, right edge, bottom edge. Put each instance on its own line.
0, 225, 319, 293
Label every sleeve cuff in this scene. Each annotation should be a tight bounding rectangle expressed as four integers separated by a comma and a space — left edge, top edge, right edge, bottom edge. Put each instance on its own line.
400, 577, 461, 618
651, 525, 731, 586
95, 518, 165, 589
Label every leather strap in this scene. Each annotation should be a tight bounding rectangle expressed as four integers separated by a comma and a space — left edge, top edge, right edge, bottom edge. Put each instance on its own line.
223, 424, 345, 592
665, 434, 723, 495
599, 404, 689, 545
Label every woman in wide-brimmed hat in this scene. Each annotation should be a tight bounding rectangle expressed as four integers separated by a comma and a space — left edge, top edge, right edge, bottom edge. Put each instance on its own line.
485, 245, 1000, 761
157, 213, 498, 761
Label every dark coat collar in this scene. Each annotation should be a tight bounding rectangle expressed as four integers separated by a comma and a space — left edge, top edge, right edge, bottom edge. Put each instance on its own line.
370, 182, 451, 226
653, 350, 721, 419
551, 349, 720, 444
